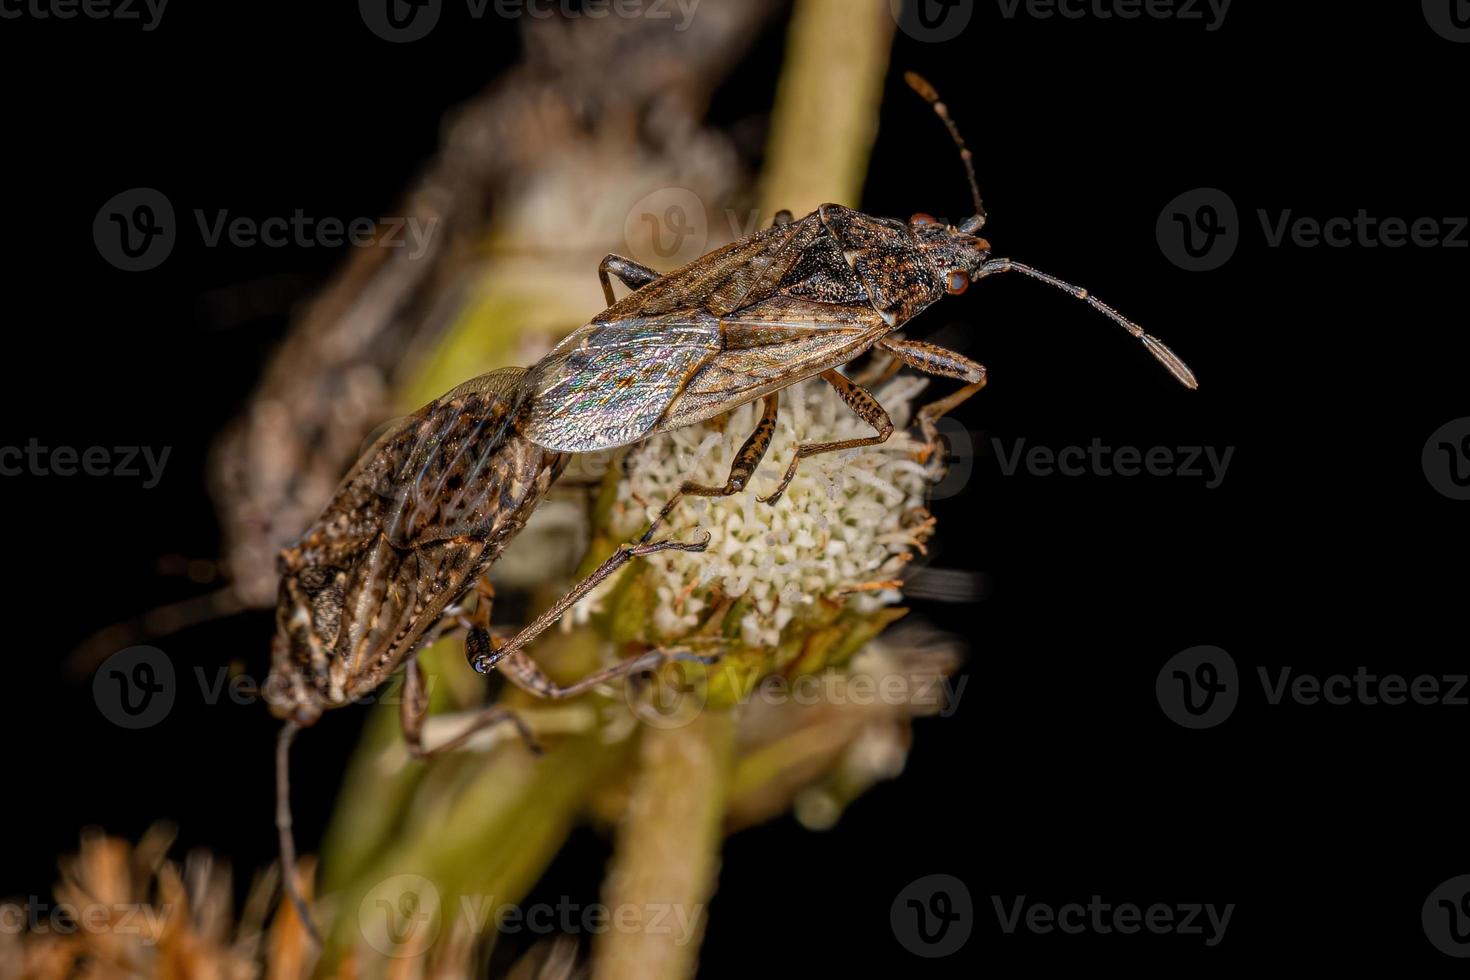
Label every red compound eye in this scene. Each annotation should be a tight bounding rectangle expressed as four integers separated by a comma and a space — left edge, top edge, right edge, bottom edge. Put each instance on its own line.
947, 269, 970, 295
909, 212, 938, 228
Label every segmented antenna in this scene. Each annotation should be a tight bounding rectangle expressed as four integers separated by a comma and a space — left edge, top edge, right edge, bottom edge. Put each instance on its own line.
904, 71, 986, 224
276, 721, 323, 946
905, 72, 1197, 388
980, 259, 1200, 389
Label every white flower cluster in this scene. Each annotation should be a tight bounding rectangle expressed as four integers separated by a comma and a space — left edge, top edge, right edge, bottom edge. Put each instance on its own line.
600, 374, 944, 648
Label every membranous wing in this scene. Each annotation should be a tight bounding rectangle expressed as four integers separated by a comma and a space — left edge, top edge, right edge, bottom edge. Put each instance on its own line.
521, 311, 723, 452
521, 213, 834, 453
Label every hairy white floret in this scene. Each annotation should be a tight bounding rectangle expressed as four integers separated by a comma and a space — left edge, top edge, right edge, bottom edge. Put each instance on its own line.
593, 375, 942, 647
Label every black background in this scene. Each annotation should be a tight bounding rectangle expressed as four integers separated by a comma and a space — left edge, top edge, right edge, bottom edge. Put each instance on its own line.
3, 0, 1466, 973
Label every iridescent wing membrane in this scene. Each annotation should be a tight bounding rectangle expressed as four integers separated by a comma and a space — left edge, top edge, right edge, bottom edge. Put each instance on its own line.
524, 312, 723, 452
521, 210, 893, 452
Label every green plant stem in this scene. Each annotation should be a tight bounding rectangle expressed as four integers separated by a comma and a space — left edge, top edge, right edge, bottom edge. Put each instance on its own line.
758, 0, 896, 215
590, 710, 736, 980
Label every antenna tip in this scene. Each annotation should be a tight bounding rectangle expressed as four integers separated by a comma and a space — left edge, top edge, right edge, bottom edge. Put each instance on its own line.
1141, 334, 1199, 390
904, 71, 939, 103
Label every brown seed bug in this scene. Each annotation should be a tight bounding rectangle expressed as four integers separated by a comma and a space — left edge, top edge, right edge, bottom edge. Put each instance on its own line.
267, 367, 719, 942
517, 72, 1197, 533
265, 71, 1199, 943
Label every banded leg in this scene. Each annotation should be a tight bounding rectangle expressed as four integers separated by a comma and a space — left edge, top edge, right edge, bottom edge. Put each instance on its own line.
399, 651, 542, 758
467, 533, 709, 675
598, 254, 660, 306
641, 392, 781, 543
497, 643, 719, 700
759, 369, 894, 505
876, 337, 988, 461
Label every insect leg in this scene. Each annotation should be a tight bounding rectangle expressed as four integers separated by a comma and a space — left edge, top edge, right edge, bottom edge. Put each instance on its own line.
598, 254, 660, 306
275, 720, 322, 946
876, 337, 988, 461
467, 533, 710, 676
758, 369, 894, 506
497, 644, 720, 700
399, 651, 542, 758
641, 392, 781, 543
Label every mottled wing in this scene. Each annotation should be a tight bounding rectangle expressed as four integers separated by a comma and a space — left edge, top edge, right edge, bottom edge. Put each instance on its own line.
380, 367, 536, 547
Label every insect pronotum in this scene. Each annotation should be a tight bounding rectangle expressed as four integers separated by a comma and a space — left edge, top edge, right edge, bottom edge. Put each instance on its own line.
267, 72, 1197, 942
